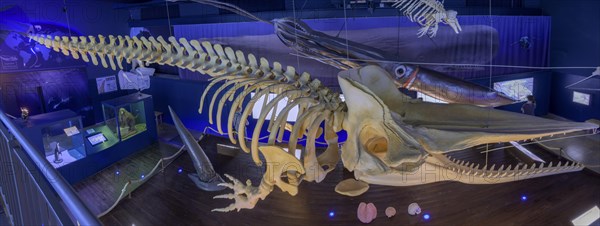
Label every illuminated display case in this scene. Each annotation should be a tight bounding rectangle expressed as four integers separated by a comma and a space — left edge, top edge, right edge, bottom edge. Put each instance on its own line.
13, 110, 86, 168
102, 94, 148, 142
56, 93, 156, 184
41, 116, 86, 168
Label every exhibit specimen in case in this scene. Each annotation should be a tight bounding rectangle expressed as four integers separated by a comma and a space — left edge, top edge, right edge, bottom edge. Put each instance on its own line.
41, 115, 86, 168
102, 96, 147, 141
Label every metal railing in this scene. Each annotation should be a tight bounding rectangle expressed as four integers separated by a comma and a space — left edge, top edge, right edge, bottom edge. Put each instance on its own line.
0, 109, 100, 226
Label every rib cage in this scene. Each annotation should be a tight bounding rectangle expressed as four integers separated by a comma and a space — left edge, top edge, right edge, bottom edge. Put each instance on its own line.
29, 34, 345, 172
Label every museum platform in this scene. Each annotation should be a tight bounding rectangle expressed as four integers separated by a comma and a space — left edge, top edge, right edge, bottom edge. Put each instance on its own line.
70, 123, 600, 225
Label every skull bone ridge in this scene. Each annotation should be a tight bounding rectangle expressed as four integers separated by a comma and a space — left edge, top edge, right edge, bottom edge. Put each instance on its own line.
337, 65, 427, 177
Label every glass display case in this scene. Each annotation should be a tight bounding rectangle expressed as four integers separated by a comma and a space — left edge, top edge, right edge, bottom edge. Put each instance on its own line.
102, 94, 148, 141
13, 95, 157, 184
13, 109, 86, 169
41, 117, 86, 168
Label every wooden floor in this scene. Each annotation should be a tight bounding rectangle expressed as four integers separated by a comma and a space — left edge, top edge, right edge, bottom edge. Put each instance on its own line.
96, 134, 600, 226
72, 142, 180, 215
543, 114, 600, 173
542, 131, 600, 173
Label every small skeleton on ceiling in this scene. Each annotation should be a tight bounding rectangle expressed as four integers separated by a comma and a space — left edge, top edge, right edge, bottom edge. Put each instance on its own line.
392, 0, 462, 37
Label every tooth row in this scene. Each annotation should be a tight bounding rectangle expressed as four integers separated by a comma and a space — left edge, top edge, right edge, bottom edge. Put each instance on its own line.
509, 130, 600, 143
445, 155, 583, 178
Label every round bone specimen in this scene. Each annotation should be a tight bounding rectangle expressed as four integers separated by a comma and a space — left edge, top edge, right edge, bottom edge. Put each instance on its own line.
357, 202, 377, 223
408, 203, 421, 215
385, 207, 396, 218
335, 179, 370, 196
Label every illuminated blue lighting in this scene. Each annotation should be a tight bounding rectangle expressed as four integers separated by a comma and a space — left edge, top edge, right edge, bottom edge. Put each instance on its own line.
178, 167, 183, 174
423, 214, 430, 220
115, 170, 120, 175
141, 174, 145, 179
329, 211, 335, 218
521, 195, 527, 201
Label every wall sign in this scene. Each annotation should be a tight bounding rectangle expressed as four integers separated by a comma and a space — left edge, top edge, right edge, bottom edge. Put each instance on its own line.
96, 75, 118, 94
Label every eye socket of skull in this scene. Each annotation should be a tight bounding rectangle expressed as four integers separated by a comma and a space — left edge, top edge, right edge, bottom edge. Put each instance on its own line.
359, 125, 388, 158
394, 65, 406, 80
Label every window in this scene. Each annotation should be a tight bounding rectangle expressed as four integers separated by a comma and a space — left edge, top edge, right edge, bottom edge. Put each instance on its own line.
573, 91, 591, 106
493, 77, 534, 101
250, 93, 299, 122
250, 93, 347, 122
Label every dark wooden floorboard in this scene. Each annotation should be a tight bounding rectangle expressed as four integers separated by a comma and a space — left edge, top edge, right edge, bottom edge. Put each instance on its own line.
542, 131, 600, 173
95, 135, 600, 226
72, 142, 180, 216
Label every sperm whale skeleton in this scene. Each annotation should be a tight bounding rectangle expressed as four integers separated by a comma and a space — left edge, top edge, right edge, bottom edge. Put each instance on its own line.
24, 0, 599, 212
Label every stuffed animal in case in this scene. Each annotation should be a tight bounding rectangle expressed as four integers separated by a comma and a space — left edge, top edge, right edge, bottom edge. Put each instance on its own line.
118, 108, 136, 132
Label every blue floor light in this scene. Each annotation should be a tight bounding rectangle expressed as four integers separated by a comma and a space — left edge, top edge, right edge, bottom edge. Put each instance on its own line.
178, 167, 183, 174
115, 170, 120, 175
423, 213, 431, 220
521, 195, 528, 201
329, 211, 335, 218
141, 174, 145, 179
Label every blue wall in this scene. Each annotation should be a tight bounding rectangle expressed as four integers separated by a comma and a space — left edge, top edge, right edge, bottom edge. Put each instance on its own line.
542, 0, 600, 121
550, 73, 600, 121
1, 0, 132, 125
146, 76, 213, 133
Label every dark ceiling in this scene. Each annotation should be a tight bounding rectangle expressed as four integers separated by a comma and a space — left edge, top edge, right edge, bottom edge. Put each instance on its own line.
108, 0, 542, 27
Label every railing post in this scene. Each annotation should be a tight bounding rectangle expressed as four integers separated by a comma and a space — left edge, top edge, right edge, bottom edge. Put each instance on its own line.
6, 143, 24, 226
